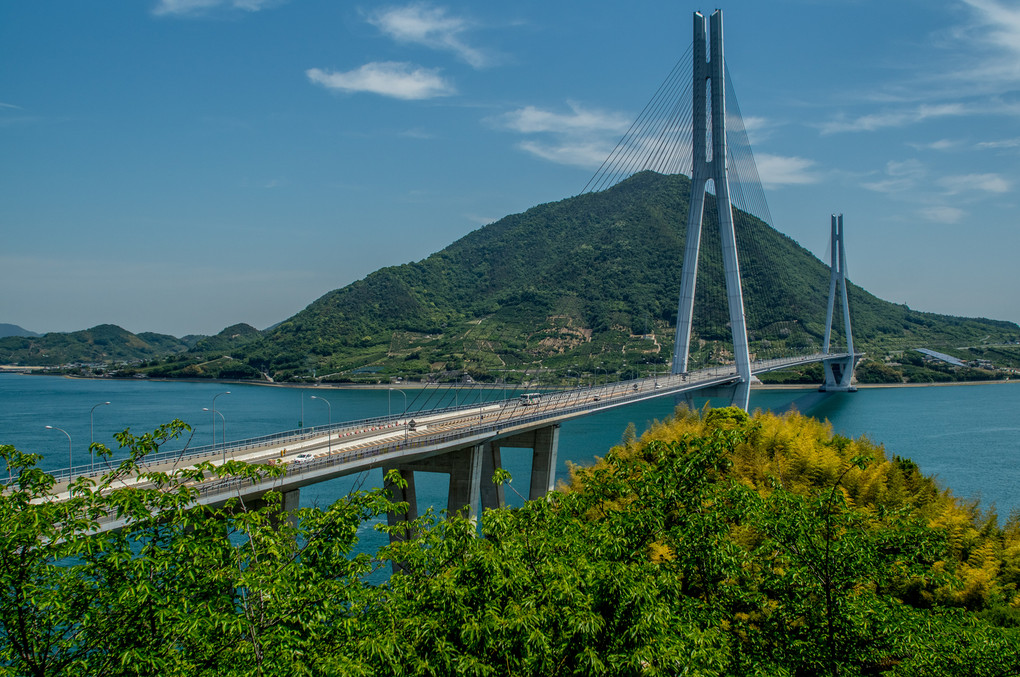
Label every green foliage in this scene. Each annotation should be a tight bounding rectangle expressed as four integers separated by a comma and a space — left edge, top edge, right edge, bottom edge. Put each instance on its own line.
4, 414, 1020, 672
0, 423, 393, 676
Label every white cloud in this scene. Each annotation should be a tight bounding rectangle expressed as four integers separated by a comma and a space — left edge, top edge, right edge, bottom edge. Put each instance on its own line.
306, 62, 455, 100
494, 103, 630, 136
908, 139, 960, 151
963, 0, 1020, 51
920, 206, 965, 223
862, 159, 926, 193
368, 3, 489, 68
752, 154, 819, 188
152, 0, 279, 17
734, 115, 776, 145
977, 137, 1020, 149
517, 140, 618, 169
490, 102, 632, 169
936, 173, 1011, 194
819, 103, 966, 135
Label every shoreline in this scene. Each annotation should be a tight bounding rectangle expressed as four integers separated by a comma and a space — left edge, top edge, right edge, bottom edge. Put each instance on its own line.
755, 379, 1016, 391
4, 370, 1014, 392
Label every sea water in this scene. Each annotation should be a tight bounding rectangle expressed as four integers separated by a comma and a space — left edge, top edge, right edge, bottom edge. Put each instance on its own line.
2, 374, 1018, 524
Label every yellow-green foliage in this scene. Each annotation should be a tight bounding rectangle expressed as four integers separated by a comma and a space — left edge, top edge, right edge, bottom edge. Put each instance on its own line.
575, 405, 1020, 615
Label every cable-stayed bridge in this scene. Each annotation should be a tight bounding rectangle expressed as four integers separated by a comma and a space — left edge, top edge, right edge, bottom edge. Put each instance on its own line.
41, 10, 861, 529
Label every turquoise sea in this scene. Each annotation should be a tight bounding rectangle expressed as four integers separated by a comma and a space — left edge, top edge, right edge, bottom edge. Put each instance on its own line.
2, 374, 1018, 526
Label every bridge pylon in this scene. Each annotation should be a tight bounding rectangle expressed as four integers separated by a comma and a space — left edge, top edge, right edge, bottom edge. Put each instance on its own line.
820, 213, 859, 392
671, 9, 752, 411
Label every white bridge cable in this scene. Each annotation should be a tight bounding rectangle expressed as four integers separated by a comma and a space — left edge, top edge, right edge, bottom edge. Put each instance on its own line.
580, 45, 695, 195
574, 44, 824, 364
722, 66, 810, 359
587, 62, 690, 191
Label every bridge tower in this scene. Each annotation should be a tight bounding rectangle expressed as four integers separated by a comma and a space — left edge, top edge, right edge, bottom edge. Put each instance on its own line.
671, 9, 753, 410
821, 213, 859, 391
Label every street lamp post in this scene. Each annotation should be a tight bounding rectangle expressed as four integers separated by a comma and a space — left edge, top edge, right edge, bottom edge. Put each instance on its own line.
90, 401, 110, 474
211, 391, 230, 452
202, 408, 227, 463
45, 425, 72, 480
310, 395, 332, 454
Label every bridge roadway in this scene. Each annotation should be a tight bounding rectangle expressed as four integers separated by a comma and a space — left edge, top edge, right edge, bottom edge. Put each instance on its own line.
44, 351, 854, 532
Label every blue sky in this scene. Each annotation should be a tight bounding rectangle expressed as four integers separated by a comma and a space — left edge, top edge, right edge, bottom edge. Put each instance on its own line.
2, 0, 1018, 337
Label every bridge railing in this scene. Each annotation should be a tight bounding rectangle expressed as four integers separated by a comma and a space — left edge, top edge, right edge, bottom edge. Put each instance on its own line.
174, 365, 755, 506
41, 396, 525, 483
38, 353, 849, 484
44, 355, 856, 530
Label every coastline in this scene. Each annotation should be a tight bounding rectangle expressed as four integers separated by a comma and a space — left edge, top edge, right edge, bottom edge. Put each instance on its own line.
5, 370, 1013, 392
753, 379, 1017, 391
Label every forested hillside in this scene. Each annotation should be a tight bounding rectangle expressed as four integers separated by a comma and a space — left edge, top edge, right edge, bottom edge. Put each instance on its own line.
0, 324, 189, 367
237, 172, 1018, 382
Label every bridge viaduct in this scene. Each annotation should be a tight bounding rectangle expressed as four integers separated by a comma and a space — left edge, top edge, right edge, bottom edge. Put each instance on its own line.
40, 9, 861, 537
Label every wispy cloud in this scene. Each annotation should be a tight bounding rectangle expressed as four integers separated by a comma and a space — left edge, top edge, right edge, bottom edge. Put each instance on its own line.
367, 3, 490, 68
977, 136, 1020, 149
958, 0, 1020, 85
936, 172, 1011, 194
908, 139, 961, 151
152, 0, 280, 17
0, 102, 22, 110
920, 205, 965, 223
735, 115, 778, 145
490, 102, 631, 169
861, 159, 926, 193
399, 128, 436, 139
306, 62, 455, 100
516, 140, 619, 169
496, 104, 630, 136
753, 154, 819, 188
819, 103, 966, 135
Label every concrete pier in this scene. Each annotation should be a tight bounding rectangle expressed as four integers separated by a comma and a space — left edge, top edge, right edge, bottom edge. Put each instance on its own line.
383, 424, 561, 543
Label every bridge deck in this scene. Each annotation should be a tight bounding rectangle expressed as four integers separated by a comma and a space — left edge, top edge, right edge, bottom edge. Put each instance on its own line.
30, 352, 856, 532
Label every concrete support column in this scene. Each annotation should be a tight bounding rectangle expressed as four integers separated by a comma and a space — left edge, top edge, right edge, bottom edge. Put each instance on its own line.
250, 488, 301, 531
529, 425, 560, 500
446, 444, 484, 522
480, 441, 505, 511
384, 466, 418, 543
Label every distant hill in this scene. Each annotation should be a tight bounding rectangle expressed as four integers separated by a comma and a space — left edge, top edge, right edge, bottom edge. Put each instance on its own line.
190, 323, 262, 354
0, 324, 192, 367
232, 171, 1018, 383
0, 323, 39, 339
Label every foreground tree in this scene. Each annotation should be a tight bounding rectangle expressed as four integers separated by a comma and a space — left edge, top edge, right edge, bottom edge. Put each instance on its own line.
3, 408, 1019, 675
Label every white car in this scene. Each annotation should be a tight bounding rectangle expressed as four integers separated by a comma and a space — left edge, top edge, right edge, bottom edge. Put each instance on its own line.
293, 452, 314, 463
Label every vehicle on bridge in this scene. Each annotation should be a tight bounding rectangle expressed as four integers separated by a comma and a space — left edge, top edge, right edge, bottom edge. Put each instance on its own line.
519, 392, 542, 406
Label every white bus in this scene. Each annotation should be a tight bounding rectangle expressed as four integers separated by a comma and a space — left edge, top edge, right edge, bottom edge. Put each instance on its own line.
519, 392, 542, 406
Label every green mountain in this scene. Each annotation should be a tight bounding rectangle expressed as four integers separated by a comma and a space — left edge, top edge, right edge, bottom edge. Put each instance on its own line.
189, 323, 262, 355
235, 172, 1018, 383
0, 323, 39, 339
0, 324, 191, 367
